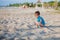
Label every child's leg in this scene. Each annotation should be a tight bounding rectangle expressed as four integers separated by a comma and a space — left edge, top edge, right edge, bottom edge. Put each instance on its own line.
35, 21, 44, 28
35, 22, 40, 28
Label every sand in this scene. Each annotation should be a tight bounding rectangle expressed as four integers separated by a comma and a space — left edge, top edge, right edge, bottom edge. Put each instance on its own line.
0, 7, 60, 40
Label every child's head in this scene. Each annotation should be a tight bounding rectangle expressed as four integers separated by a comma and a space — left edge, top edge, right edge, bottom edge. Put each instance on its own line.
34, 11, 40, 18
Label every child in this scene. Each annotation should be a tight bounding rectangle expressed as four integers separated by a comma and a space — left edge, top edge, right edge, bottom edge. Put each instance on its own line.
34, 11, 45, 28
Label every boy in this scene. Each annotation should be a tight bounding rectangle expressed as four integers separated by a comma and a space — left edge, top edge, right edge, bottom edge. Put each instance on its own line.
35, 11, 45, 28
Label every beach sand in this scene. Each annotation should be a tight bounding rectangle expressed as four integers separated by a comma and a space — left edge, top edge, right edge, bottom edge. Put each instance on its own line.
0, 7, 60, 40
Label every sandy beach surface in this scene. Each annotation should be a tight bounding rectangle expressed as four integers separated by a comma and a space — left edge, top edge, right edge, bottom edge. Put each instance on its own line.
0, 7, 60, 40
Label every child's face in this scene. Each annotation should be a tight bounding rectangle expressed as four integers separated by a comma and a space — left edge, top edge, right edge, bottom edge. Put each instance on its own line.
34, 13, 39, 18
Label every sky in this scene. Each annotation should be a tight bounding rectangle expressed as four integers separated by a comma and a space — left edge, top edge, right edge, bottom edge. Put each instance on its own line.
0, 0, 59, 6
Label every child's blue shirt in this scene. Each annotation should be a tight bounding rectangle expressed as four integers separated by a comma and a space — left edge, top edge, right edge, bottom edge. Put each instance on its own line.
37, 16, 45, 25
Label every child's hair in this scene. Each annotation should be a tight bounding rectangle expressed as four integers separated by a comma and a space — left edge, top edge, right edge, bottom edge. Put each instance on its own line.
35, 11, 40, 15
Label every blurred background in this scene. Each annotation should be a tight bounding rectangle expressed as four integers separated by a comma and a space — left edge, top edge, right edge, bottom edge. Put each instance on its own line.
0, 0, 60, 10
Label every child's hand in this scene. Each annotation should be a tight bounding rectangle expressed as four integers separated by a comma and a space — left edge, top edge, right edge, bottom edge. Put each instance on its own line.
35, 22, 39, 26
